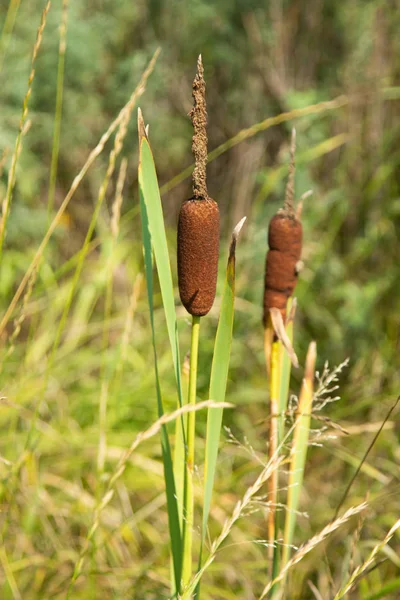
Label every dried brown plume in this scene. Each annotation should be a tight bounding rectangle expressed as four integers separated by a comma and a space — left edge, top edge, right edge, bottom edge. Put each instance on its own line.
190, 55, 208, 199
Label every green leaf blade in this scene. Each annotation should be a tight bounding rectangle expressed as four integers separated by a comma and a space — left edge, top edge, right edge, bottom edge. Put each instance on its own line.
138, 124, 184, 592
138, 132, 183, 408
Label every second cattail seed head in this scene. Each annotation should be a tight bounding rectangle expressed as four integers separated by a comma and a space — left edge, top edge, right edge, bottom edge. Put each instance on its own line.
177, 56, 220, 317
263, 130, 303, 325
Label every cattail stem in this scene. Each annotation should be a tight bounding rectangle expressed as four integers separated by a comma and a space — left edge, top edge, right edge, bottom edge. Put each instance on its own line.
265, 331, 281, 566
182, 315, 201, 588
281, 341, 317, 587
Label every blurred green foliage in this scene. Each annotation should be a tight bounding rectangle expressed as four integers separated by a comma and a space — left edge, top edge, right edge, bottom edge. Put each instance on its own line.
0, 0, 399, 598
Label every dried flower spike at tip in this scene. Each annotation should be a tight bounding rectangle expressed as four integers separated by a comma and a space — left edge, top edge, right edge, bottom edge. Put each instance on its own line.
190, 55, 208, 200
263, 129, 303, 326
178, 56, 220, 317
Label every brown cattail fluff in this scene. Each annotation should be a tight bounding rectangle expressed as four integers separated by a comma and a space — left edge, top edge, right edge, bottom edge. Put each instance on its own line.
263, 212, 302, 325
178, 198, 220, 316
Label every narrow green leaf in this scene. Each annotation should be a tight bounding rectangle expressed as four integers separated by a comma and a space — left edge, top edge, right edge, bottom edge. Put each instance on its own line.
281, 342, 317, 572
363, 578, 400, 600
138, 113, 183, 409
196, 218, 245, 591
138, 120, 183, 592
271, 300, 295, 589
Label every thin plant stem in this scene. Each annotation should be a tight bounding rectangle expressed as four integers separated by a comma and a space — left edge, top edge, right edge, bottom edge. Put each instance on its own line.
266, 333, 281, 564
0, 47, 160, 340
0, 2, 51, 268
160, 95, 348, 196
0, 0, 22, 75
66, 399, 227, 599
182, 315, 201, 589
97, 159, 126, 483
47, 0, 69, 221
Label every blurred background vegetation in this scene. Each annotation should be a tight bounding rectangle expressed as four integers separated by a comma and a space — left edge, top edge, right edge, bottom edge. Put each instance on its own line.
0, 0, 399, 598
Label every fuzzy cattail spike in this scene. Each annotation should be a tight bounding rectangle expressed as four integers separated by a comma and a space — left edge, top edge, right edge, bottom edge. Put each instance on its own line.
177, 58, 220, 317
263, 130, 303, 326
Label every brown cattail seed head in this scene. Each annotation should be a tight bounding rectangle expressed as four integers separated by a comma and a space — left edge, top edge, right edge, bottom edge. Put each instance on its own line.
178, 198, 220, 316
263, 212, 303, 326
263, 129, 303, 326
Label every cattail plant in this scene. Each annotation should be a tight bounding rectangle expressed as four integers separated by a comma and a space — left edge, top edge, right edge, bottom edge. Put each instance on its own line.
139, 55, 242, 598
263, 129, 302, 329
176, 55, 220, 589
263, 129, 303, 577
177, 56, 220, 317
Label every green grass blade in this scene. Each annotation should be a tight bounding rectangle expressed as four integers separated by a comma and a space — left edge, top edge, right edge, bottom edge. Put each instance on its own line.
363, 578, 400, 600
281, 342, 317, 574
138, 111, 183, 409
197, 218, 245, 586
271, 300, 296, 588
139, 168, 182, 592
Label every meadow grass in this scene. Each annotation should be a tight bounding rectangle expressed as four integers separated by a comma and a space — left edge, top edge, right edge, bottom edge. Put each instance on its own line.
0, 3, 399, 599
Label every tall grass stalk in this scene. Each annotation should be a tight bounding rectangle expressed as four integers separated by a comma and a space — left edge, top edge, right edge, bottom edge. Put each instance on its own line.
66, 400, 227, 598
259, 503, 368, 599
160, 95, 348, 195
97, 158, 127, 479
281, 341, 317, 582
47, 0, 69, 221
266, 336, 280, 561
26, 78, 138, 452
0, 1, 51, 267
0, 48, 160, 339
0, 0, 21, 74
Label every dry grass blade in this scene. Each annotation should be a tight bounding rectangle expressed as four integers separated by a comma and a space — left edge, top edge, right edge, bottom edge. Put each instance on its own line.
111, 157, 128, 239
161, 95, 348, 195
67, 399, 231, 596
333, 518, 400, 600
259, 503, 368, 599
281, 341, 317, 574
0, 546, 22, 600
180, 425, 295, 599
0, 47, 160, 339
270, 307, 298, 368
0, 1, 51, 264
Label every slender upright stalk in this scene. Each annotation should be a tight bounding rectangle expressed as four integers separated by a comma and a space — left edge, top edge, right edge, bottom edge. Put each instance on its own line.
263, 131, 302, 590
281, 342, 317, 581
47, 0, 69, 222
266, 332, 281, 564
182, 315, 201, 588
0, 0, 21, 75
